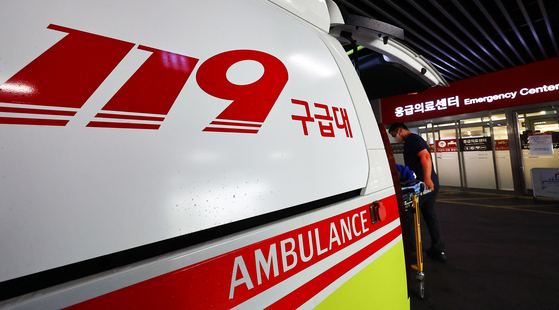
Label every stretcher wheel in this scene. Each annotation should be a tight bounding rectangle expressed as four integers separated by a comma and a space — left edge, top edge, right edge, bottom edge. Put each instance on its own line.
416, 271, 425, 299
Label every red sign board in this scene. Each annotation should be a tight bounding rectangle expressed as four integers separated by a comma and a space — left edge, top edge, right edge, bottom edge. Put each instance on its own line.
382, 57, 559, 124
429, 139, 458, 153
495, 140, 509, 151
435, 139, 458, 152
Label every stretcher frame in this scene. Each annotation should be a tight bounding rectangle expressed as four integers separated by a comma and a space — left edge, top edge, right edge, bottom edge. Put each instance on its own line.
402, 181, 431, 299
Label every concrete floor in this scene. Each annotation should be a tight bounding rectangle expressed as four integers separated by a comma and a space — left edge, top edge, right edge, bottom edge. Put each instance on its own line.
409, 189, 559, 310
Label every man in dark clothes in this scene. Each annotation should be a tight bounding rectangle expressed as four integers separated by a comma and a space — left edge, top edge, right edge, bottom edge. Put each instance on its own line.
388, 122, 446, 262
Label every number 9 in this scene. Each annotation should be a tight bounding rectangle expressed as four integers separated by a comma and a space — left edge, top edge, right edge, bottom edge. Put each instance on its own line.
197, 50, 288, 133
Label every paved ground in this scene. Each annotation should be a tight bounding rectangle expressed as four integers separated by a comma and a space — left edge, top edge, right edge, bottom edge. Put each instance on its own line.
409, 189, 559, 310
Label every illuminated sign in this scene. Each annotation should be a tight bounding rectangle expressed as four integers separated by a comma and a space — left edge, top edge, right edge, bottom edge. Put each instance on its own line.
393, 83, 559, 119
381, 57, 559, 124
395, 96, 458, 117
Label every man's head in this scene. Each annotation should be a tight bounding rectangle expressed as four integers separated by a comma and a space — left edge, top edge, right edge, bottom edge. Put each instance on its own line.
388, 122, 409, 143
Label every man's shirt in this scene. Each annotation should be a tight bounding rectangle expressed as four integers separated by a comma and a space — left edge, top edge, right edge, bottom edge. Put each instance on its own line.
403, 133, 438, 185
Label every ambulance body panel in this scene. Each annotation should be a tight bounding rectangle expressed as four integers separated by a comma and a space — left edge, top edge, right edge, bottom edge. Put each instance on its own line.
0, 0, 369, 283
268, 0, 330, 31
3, 189, 401, 310
0, 0, 445, 308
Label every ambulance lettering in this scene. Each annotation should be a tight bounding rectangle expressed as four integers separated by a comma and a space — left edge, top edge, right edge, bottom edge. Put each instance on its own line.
0, 24, 287, 133
291, 99, 353, 138
198, 50, 289, 134
0, 24, 136, 127
56, 197, 398, 308
1, 24, 355, 136
89, 45, 199, 129
228, 208, 372, 299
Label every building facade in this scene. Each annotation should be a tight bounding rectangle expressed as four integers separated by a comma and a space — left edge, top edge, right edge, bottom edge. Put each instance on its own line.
382, 57, 559, 197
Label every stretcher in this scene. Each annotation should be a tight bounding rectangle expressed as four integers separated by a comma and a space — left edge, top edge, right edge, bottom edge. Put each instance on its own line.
401, 180, 431, 299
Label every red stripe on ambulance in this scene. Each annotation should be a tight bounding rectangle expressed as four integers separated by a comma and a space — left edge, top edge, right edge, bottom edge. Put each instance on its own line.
267, 225, 402, 309
65, 195, 399, 310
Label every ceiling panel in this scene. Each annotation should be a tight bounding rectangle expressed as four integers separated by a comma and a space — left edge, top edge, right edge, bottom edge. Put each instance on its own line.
335, 0, 559, 82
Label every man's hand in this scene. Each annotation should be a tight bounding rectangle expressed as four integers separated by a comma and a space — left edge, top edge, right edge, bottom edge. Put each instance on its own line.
424, 178, 435, 190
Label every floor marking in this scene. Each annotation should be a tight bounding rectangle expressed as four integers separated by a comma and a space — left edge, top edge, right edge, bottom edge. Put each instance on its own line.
438, 196, 514, 201
437, 199, 559, 215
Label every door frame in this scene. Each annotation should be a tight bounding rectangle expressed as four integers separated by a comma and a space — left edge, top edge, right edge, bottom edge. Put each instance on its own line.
507, 102, 559, 195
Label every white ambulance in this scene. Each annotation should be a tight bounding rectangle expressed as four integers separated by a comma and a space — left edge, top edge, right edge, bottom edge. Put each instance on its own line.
0, 0, 446, 309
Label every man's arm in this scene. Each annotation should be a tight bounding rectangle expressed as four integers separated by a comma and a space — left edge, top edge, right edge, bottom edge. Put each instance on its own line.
418, 149, 434, 190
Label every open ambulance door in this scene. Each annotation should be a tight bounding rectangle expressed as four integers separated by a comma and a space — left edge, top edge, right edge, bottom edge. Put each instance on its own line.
327, 1, 448, 297
328, 2, 448, 99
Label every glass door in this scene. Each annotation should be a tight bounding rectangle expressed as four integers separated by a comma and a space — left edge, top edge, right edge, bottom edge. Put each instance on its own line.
459, 116, 496, 189
432, 122, 461, 187
517, 107, 559, 191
